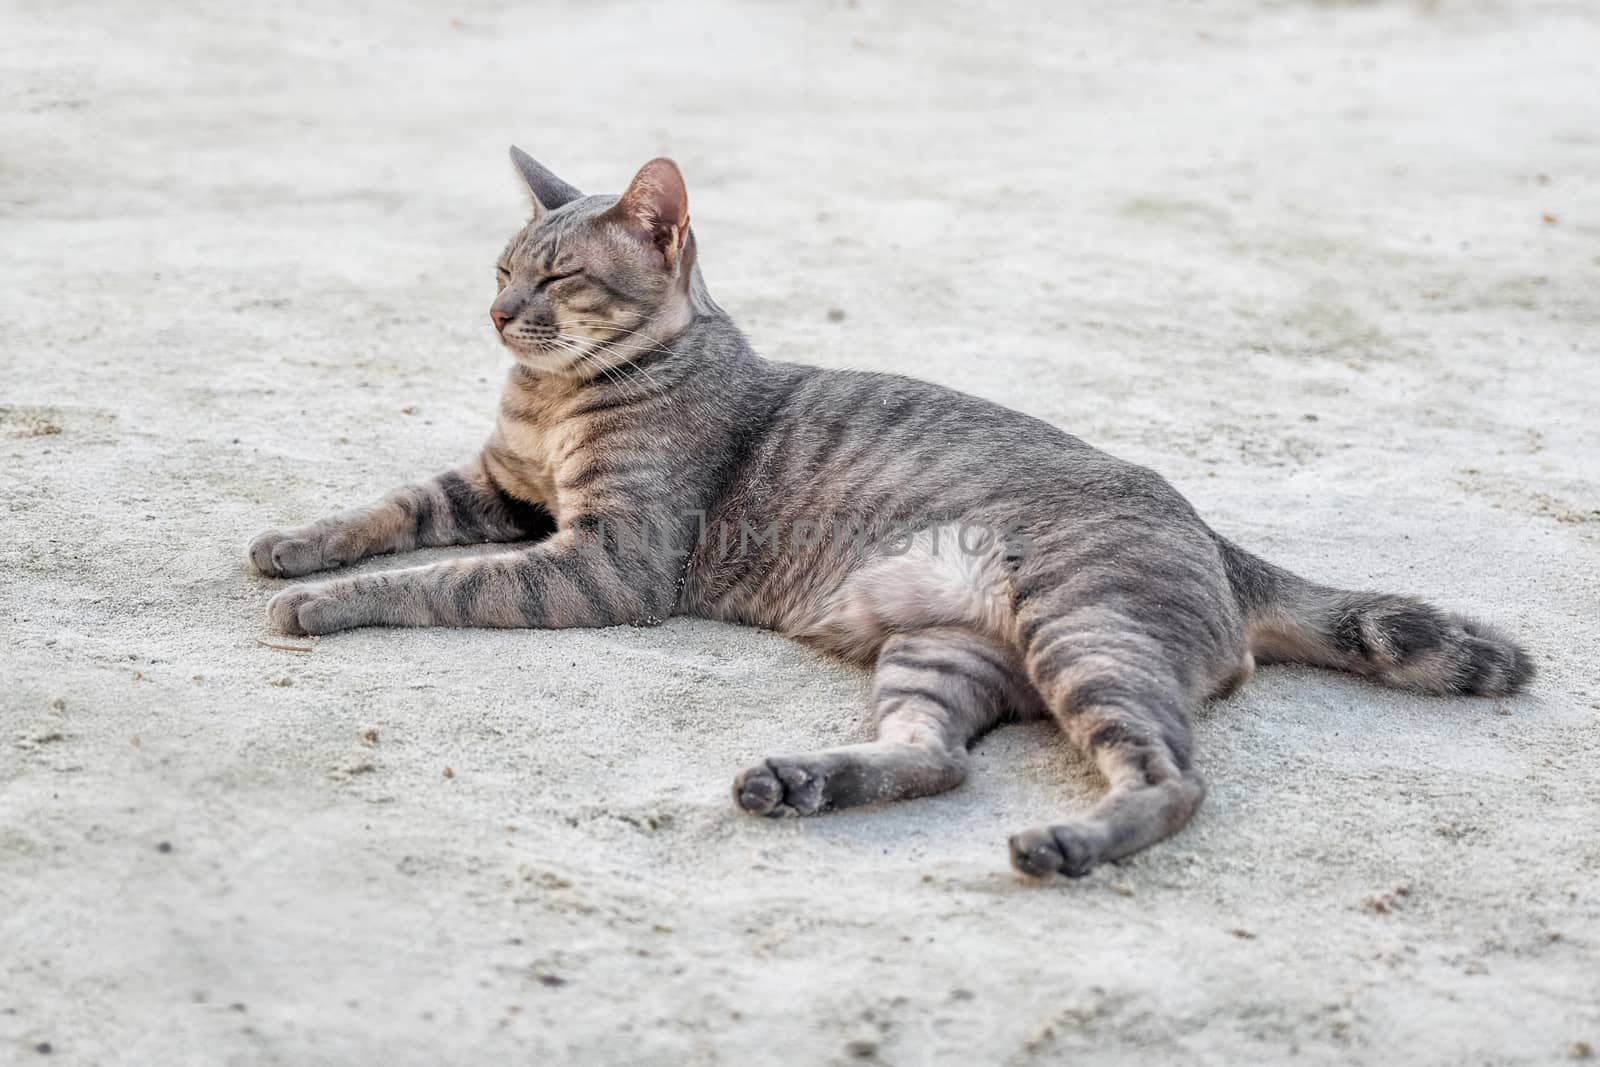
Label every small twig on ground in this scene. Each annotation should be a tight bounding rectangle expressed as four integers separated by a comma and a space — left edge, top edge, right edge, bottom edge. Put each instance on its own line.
256, 639, 313, 654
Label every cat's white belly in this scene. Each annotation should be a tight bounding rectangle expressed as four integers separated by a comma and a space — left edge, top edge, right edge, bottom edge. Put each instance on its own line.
785, 523, 1017, 662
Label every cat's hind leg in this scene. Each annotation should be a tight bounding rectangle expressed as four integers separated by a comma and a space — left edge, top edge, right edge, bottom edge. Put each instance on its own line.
734, 626, 1042, 817
1007, 609, 1215, 879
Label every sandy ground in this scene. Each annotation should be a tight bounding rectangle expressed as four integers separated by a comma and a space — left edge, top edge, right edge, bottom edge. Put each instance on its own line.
3, 1, 1599, 1063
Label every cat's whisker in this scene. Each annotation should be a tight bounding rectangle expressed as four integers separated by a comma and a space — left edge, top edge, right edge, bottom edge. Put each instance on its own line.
599, 350, 666, 393
553, 327, 669, 392
548, 335, 650, 398
579, 328, 676, 371
543, 336, 602, 380
562, 319, 677, 353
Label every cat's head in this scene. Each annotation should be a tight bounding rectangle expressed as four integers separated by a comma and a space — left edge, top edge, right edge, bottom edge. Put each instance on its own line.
491, 148, 698, 376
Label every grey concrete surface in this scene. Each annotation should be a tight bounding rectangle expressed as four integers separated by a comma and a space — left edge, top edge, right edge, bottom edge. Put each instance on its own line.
3, 1, 1598, 1063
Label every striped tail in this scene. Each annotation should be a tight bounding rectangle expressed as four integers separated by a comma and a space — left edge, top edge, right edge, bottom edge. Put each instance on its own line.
1217, 538, 1534, 697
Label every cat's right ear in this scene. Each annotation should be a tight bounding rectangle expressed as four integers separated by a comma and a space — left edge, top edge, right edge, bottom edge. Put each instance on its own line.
509, 146, 583, 217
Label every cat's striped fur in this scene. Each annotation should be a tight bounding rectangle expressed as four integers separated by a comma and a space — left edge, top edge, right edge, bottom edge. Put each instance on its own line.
248, 150, 1534, 878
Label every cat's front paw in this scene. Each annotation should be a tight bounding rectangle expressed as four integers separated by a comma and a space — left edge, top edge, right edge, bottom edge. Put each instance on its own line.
267, 583, 355, 636
247, 528, 328, 579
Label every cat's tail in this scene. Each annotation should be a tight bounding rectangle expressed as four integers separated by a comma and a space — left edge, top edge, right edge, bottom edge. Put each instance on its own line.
1216, 538, 1534, 697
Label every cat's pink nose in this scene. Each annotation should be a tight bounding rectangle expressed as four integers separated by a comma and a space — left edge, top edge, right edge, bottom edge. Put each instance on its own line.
491, 308, 513, 332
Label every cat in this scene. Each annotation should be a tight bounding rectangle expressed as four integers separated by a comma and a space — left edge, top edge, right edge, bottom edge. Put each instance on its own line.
247, 148, 1534, 878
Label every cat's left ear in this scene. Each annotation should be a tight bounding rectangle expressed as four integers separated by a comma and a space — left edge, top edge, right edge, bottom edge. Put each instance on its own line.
607, 158, 690, 269
509, 146, 583, 216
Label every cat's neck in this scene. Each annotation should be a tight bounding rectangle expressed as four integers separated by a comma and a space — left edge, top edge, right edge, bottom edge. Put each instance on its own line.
686, 262, 722, 318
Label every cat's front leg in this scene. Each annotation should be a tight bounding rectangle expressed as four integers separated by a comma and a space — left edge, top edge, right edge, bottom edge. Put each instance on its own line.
265, 529, 679, 636
247, 455, 552, 578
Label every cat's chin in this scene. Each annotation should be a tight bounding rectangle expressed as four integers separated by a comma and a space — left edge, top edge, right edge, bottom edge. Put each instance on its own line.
503, 343, 575, 374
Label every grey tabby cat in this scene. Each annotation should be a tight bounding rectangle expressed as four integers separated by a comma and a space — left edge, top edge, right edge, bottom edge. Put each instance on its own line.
247, 149, 1533, 878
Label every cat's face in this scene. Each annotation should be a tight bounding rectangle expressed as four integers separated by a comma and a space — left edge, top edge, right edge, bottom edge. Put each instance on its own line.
491, 150, 693, 377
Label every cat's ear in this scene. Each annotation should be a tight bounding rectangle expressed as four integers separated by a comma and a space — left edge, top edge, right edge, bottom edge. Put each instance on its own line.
607, 158, 690, 269
509, 146, 583, 216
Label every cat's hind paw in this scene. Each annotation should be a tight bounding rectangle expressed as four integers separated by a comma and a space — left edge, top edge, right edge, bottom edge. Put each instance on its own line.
732, 759, 828, 818
1008, 824, 1099, 880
